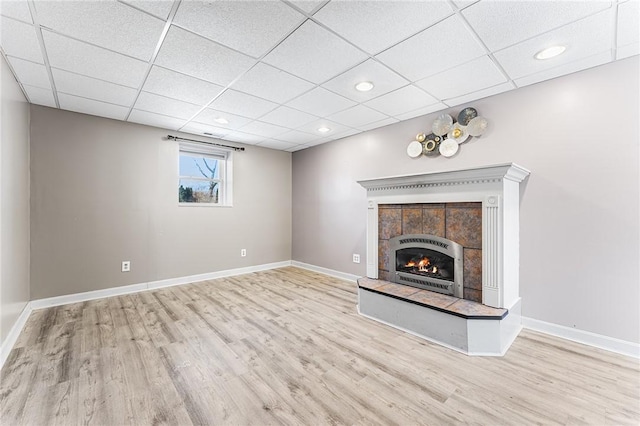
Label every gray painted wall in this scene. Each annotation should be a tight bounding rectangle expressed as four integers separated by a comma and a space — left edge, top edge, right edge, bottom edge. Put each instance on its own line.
1, 56, 30, 346
292, 57, 639, 343
30, 106, 291, 299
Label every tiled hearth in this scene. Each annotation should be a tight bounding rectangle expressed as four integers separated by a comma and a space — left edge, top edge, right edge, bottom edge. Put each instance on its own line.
378, 202, 482, 302
357, 163, 530, 355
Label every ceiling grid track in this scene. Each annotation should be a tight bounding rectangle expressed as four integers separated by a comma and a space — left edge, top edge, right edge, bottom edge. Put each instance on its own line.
124, 0, 182, 121
26, 0, 60, 108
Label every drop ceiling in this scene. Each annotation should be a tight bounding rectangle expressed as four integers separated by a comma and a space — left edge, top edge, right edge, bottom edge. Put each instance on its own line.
1, 0, 638, 152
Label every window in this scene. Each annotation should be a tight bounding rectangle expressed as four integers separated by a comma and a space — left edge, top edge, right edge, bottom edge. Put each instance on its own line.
178, 143, 232, 206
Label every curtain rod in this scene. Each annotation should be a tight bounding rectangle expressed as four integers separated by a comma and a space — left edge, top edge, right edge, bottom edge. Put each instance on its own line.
167, 135, 245, 151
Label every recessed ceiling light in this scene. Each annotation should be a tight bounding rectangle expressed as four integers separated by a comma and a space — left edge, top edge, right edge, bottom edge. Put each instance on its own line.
317, 126, 331, 133
214, 117, 229, 124
355, 81, 374, 92
534, 45, 566, 60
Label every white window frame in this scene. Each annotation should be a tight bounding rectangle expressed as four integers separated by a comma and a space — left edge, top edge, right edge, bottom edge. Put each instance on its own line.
178, 142, 233, 207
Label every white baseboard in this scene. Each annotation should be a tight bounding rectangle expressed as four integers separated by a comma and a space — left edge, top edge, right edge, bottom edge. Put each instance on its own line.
1, 261, 292, 371
522, 317, 640, 359
30, 261, 292, 310
0, 301, 33, 370
291, 260, 359, 282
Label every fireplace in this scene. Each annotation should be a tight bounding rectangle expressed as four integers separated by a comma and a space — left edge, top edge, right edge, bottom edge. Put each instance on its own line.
390, 234, 463, 298
357, 163, 531, 355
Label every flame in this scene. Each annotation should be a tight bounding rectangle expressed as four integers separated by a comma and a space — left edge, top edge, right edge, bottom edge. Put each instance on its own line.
405, 256, 441, 275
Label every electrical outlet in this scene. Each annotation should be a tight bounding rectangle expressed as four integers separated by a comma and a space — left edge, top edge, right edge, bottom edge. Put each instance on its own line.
241, 249, 247, 257
121, 261, 131, 272
353, 254, 360, 264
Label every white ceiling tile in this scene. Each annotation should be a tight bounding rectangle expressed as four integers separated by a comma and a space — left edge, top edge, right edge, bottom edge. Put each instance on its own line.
34, 1, 164, 61
514, 51, 612, 88
1, 16, 43, 63
392, 102, 447, 121
262, 20, 368, 84
0, 0, 32, 23
155, 26, 255, 86
143, 66, 224, 105
179, 121, 230, 137
445, 82, 514, 108
364, 85, 438, 117
296, 118, 352, 136
193, 108, 253, 130
7, 57, 50, 89
357, 117, 399, 132
376, 15, 486, 82
223, 130, 267, 145
43, 30, 147, 88
326, 105, 388, 128
134, 91, 202, 120
452, 0, 479, 10
286, 87, 356, 117
287, 0, 326, 14
231, 62, 315, 104
322, 59, 409, 102
616, 42, 639, 60
120, 0, 174, 20
52, 68, 138, 106
58, 93, 129, 120
256, 140, 298, 151
284, 143, 308, 152
208, 89, 278, 119
462, 0, 612, 51
173, 1, 304, 58
276, 130, 321, 144
239, 121, 291, 138
493, 11, 613, 80
22, 84, 55, 107
314, 1, 453, 55
321, 127, 361, 142
259, 106, 318, 128
303, 138, 331, 147
617, 0, 640, 48
415, 56, 507, 100
128, 109, 188, 130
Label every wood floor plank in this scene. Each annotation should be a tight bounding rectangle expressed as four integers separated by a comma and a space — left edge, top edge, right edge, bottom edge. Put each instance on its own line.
2, 267, 638, 425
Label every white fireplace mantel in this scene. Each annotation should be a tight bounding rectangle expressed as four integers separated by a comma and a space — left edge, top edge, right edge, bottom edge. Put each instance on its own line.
358, 163, 530, 310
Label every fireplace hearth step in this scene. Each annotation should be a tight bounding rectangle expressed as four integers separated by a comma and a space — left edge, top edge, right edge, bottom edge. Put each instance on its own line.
357, 277, 521, 356
358, 277, 506, 320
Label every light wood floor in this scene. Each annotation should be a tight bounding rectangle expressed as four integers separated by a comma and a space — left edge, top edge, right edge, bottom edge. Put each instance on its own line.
1, 267, 638, 425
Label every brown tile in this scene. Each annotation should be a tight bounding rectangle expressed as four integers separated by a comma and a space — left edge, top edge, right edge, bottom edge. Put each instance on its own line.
463, 288, 483, 304
379, 204, 403, 209
378, 270, 390, 281
423, 203, 446, 209
378, 239, 389, 271
379, 208, 401, 240
357, 277, 388, 291
446, 202, 482, 209
463, 248, 482, 290
376, 283, 421, 298
448, 298, 506, 317
402, 208, 422, 234
445, 207, 482, 248
406, 289, 458, 309
422, 207, 445, 237
404, 203, 426, 210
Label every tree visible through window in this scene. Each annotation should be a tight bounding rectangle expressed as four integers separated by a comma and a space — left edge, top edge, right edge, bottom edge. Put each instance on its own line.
178, 144, 229, 205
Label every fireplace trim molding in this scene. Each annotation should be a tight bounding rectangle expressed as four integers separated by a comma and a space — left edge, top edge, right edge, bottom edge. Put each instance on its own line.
358, 163, 530, 310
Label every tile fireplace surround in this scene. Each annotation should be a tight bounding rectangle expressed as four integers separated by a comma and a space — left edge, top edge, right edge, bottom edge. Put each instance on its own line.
357, 163, 530, 355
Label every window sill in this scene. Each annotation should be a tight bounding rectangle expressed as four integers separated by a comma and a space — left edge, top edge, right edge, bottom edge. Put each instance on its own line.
178, 203, 233, 208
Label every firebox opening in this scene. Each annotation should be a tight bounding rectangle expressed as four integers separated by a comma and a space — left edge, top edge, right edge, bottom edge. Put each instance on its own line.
395, 248, 455, 282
